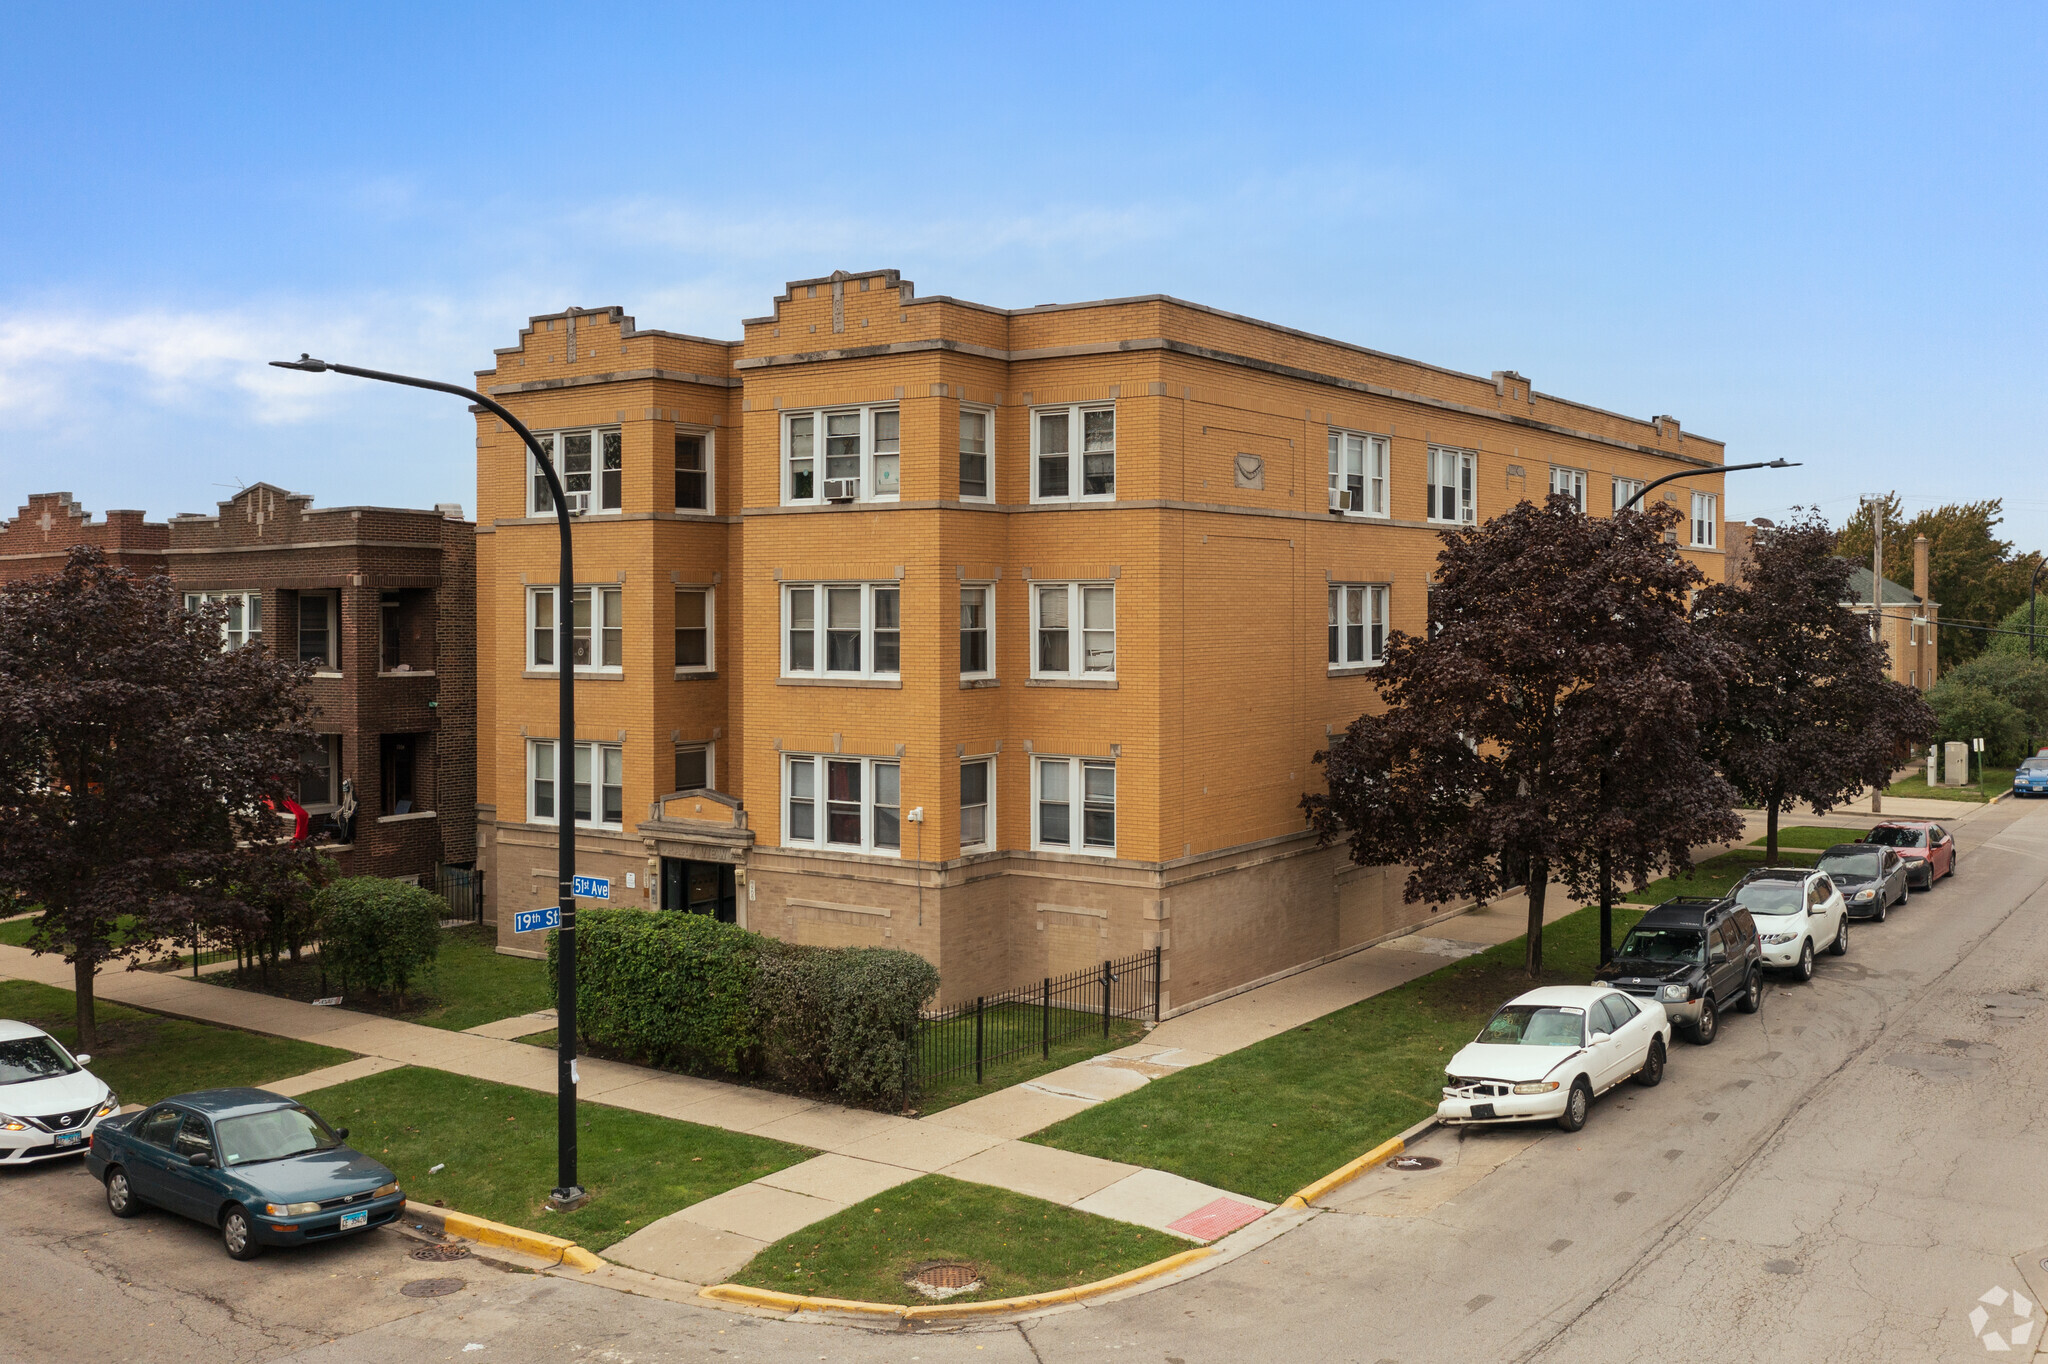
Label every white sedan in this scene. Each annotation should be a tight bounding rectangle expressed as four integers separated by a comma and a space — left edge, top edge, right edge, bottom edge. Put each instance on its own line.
0, 1019, 120, 1165
1438, 986, 1672, 1131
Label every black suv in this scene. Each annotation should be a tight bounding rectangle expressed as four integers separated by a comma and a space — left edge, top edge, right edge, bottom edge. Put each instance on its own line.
1593, 897, 1765, 1045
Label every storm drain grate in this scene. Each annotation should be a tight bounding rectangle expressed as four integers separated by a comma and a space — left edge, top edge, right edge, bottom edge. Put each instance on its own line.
905, 1261, 983, 1300
411, 1243, 473, 1263
1388, 1155, 1442, 1171
401, 1277, 467, 1298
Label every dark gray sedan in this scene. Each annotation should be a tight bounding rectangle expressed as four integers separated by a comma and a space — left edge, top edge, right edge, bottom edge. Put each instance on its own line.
1818, 843, 1911, 921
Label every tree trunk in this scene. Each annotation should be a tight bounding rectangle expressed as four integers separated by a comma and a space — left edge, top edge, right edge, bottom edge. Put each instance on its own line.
73, 955, 98, 1053
1766, 795, 1782, 864
1525, 858, 1548, 977
1598, 845, 1614, 966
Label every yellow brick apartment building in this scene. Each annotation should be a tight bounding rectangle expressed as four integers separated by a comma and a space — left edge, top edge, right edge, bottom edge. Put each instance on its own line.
475, 271, 1730, 1012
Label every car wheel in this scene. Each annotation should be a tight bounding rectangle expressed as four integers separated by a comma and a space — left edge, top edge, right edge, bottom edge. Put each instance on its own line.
1633, 1037, 1666, 1087
222, 1204, 263, 1261
1875, 894, 1888, 923
1949, 854, 1958, 880
1556, 1077, 1592, 1131
1795, 940, 1816, 982
1690, 997, 1719, 1045
1738, 968, 1764, 1014
104, 1167, 142, 1219
1900, 879, 1910, 906
1830, 917, 1849, 956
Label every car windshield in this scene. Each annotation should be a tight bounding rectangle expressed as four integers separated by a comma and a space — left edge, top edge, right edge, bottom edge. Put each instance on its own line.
215, 1106, 344, 1167
2023, 760, 2048, 772
1615, 927, 1704, 964
1865, 827, 1926, 849
1734, 880, 1806, 915
1819, 852, 1881, 880
0, 1035, 80, 1085
1477, 1005, 1584, 1047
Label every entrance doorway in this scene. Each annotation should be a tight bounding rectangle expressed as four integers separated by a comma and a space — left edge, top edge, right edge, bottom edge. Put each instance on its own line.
660, 857, 737, 922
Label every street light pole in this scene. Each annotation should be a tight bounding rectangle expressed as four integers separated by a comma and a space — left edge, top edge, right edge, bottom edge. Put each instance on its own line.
1616, 458, 1802, 513
270, 355, 586, 1209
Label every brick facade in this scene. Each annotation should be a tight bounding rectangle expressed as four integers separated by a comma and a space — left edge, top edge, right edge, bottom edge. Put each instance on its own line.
0, 492, 169, 582
476, 272, 1733, 1012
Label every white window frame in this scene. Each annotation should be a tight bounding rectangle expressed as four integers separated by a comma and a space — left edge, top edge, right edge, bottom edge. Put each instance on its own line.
1031, 582, 1115, 680
298, 733, 341, 810
1613, 476, 1646, 512
529, 427, 624, 517
673, 428, 715, 514
1549, 466, 1587, 512
527, 586, 623, 673
959, 406, 994, 501
527, 739, 624, 828
296, 591, 339, 671
674, 587, 714, 674
1031, 403, 1116, 503
960, 583, 995, 679
1427, 447, 1477, 525
1328, 583, 1389, 669
1691, 492, 1719, 548
1327, 428, 1390, 517
781, 753, 902, 856
672, 741, 713, 793
781, 405, 901, 506
781, 582, 901, 679
1034, 756, 1116, 856
960, 756, 995, 853
184, 589, 263, 651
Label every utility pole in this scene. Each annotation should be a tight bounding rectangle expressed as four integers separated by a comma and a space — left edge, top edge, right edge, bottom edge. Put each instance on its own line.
1869, 498, 1884, 815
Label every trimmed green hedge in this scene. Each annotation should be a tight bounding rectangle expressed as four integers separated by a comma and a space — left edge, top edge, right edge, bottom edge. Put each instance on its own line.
316, 876, 442, 997
548, 909, 938, 1110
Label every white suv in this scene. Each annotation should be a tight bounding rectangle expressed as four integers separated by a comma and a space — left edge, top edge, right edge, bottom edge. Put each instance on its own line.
1732, 868, 1847, 982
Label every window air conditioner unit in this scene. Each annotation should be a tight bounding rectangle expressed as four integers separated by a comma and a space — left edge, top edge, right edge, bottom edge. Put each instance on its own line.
1329, 489, 1354, 514
564, 490, 591, 515
823, 478, 859, 503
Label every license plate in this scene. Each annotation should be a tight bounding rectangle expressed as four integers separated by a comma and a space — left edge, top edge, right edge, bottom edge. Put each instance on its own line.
53, 1132, 83, 1148
339, 1210, 369, 1230
1471, 1103, 1496, 1119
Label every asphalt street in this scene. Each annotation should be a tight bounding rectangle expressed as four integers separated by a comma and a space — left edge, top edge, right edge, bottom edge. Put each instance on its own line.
7, 797, 2047, 1364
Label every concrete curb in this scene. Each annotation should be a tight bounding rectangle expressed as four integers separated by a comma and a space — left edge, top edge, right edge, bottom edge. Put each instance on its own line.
699, 1246, 1216, 1322
1279, 1113, 1442, 1209
403, 1200, 601, 1273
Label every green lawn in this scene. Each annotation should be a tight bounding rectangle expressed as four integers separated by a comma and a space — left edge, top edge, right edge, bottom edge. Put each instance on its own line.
297, 1066, 812, 1252
0, 916, 36, 947
730, 1174, 1182, 1305
206, 924, 549, 1031
1751, 824, 1868, 851
1885, 766, 2015, 803
1028, 900, 1644, 1205
0, 980, 353, 1106
913, 1014, 1150, 1116
1620, 847, 1818, 904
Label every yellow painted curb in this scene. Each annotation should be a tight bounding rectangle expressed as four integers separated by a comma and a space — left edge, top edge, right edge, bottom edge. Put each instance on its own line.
700, 1245, 1216, 1321
405, 1200, 601, 1273
559, 1246, 605, 1273
1280, 1136, 1405, 1209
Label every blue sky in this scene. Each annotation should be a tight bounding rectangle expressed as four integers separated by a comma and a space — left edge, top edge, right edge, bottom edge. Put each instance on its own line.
2, 3, 2043, 555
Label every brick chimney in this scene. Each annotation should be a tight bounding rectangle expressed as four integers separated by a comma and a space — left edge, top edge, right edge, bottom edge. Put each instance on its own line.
1913, 534, 1930, 602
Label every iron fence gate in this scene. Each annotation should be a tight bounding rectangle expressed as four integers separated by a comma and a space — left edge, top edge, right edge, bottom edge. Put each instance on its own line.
913, 946, 1161, 1094
433, 865, 484, 925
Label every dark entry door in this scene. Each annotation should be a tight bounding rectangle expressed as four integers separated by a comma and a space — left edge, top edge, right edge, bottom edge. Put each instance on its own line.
660, 857, 736, 922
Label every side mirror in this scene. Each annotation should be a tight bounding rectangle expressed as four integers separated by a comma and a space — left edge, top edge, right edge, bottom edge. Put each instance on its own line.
75, 1054, 92, 1066
1591, 1030, 1611, 1042
187, 1153, 214, 1169
336, 1128, 350, 1141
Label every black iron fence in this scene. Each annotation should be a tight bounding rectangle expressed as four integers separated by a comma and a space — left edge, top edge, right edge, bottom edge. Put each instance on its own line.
913, 946, 1162, 1093
433, 864, 484, 925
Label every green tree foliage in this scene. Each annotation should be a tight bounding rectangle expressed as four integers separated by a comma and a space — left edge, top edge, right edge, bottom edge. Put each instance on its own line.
1837, 495, 2043, 671
1938, 653, 2048, 731
1987, 592, 2048, 660
1924, 682, 2029, 767
316, 876, 443, 998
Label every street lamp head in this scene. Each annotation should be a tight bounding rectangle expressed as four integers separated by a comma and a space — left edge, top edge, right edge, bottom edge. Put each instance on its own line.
268, 354, 331, 372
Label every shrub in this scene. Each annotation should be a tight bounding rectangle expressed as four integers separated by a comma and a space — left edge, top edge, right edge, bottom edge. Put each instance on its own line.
1926, 680, 2031, 767
1940, 653, 2048, 732
316, 876, 442, 997
821, 948, 939, 1108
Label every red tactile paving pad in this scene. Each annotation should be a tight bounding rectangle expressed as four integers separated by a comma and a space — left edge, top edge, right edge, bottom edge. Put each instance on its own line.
1166, 1197, 1265, 1242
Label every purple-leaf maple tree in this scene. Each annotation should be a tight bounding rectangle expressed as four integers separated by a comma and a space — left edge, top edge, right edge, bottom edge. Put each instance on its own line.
1304, 495, 1741, 978
1694, 512, 1937, 862
0, 547, 318, 1048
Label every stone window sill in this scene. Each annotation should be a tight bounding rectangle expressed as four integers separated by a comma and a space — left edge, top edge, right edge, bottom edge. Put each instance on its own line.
1327, 665, 1384, 677
377, 810, 438, 824
378, 668, 436, 678
1026, 678, 1118, 689
523, 670, 624, 681
960, 677, 1000, 690
777, 677, 903, 690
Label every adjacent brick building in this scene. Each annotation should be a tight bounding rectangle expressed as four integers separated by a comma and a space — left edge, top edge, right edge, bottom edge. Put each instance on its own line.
473, 270, 1734, 1012
1, 485, 477, 883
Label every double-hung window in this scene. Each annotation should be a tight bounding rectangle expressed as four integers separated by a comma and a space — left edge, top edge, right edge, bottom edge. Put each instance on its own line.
960, 585, 993, 677
783, 405, 900, 504
1327, 429, 1389, 516
674, 588, 713, 673
1035, 757, 1115, 854
960, 758, 993, 852
959, 408, 992, 500
1613, 477, 1646, 512
530, 428, 623, 516
783, 754, 901, 854
1550, 466, 1587, 512
1033, 404, 1114, 501
529, 739, 622, 827
1691, 492, 1719, 548
1328, 584, 1388, 668
184, 590, 262, 650
528, 586, 623, 672
297, 592, 338, 669
674, 432, 711, 512
1427, 447, 1477, 524
673, 742, 712, 792
783, 583, 900, 679
299, 735, 340, 808
1033, 583, 1114, 679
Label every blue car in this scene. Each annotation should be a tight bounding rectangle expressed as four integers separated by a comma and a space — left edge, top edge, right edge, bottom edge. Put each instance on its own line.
2016, 757, 2048, 798
85, 1088, 403, 1260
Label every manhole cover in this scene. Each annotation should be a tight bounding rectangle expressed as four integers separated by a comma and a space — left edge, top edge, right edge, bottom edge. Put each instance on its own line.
411, 1243, 472, 1262
905, 1261, 984, 1301
1389, 1155, 1442, 1171
400, 1277, 467, 1298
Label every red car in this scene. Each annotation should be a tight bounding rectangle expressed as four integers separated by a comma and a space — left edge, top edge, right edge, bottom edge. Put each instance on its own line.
1865, 821, 1957, 890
